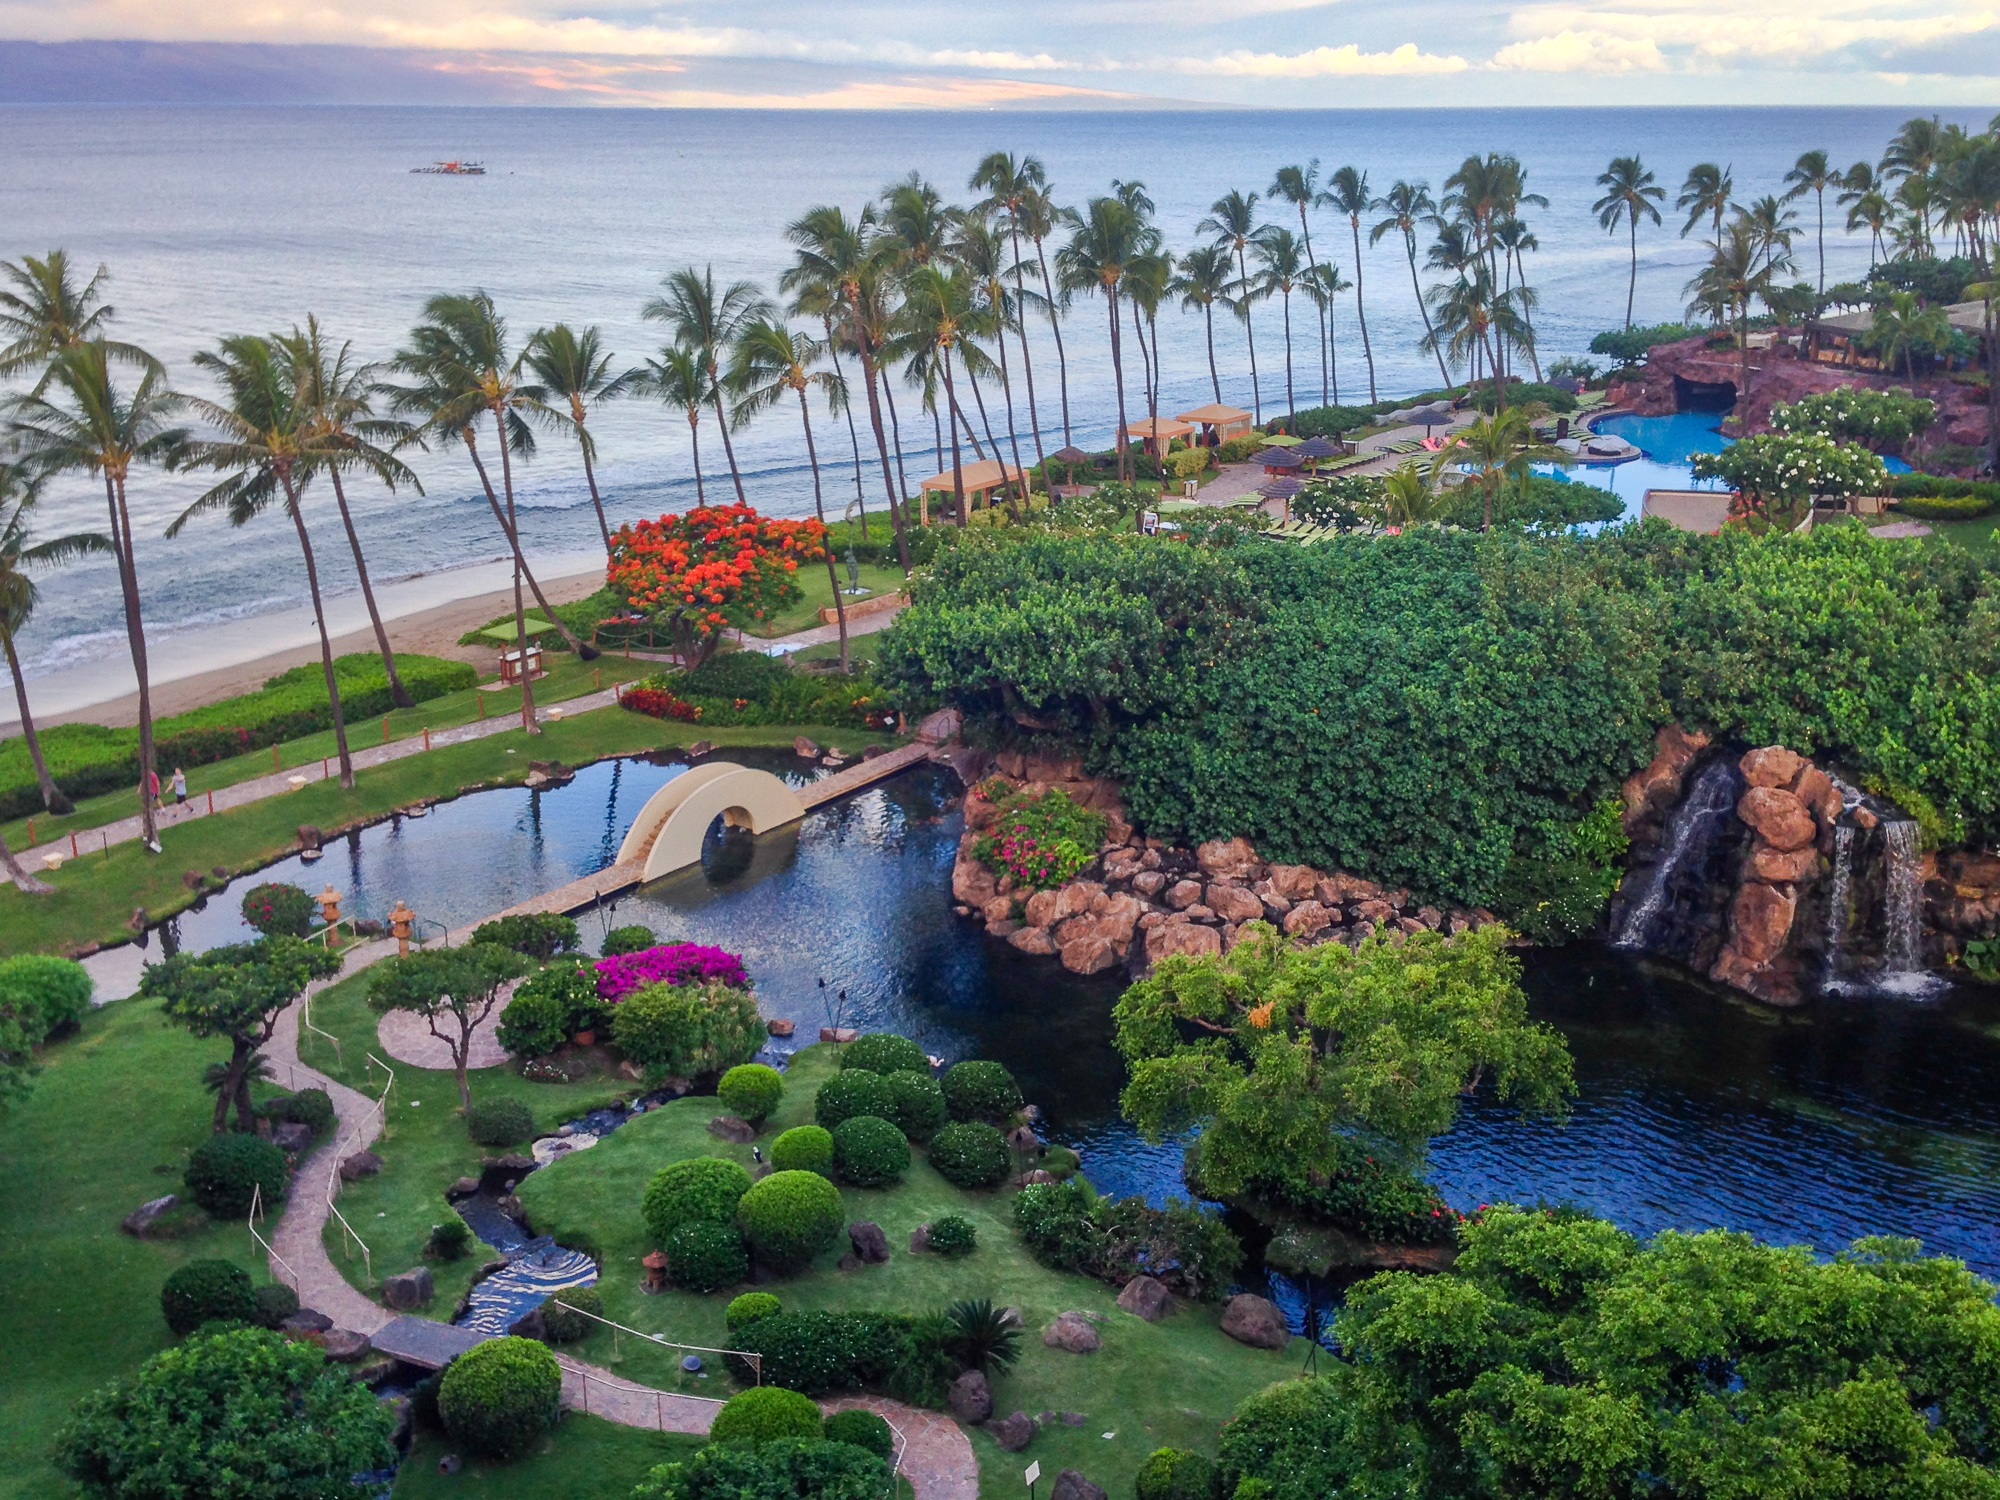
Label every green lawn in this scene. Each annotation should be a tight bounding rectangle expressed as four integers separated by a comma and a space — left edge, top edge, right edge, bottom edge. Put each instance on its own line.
0, 711, 892, 960
1920, 511, 2000, 556
744, 562, 908, 639
397, 1419, 701, 1499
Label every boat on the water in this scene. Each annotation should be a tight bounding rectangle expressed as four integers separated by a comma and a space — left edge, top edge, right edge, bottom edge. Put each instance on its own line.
412, 160, 486, 175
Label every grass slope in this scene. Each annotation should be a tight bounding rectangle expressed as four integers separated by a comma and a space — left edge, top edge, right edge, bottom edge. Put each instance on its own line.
396, 1417, 703, 1499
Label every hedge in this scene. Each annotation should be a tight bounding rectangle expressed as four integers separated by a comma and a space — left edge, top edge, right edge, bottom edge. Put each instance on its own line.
1894, 494, 1997, 519
940, 1060, 1023, 1123
728, 1310, 909, 1395
0, 955, 92, 1035
664, 1220, 750, 1292
726, 1292, 783, 1332
823, 1408, 894, 1460
184, 1133, 288, 1218
465, 1098, 536, 1147
1882, 474, 2000, 503
881, 1070, 949, 1142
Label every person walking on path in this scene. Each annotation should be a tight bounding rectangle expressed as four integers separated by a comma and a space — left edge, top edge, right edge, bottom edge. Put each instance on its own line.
172, 766, 187, 810
145, 767, 160, 812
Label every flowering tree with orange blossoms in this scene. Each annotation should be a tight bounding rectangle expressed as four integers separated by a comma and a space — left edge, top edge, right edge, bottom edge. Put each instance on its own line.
607, 504, 826, 670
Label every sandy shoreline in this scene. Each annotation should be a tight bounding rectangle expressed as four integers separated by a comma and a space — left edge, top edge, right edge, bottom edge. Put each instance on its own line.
16, 570, 607, 731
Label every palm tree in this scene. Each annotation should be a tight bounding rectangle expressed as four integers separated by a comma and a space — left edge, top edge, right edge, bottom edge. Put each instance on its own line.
1781, 150, 1841, 294
1841, 163, 1895, 268
1593, 156, 1665, 331
1440, 409, 1564, 531
0, 463, 110, 815
1677, 163, 1735, 251
628, 345, 712, 507
1014, 180, 1075, 448
1251, 226, 1306, 427
1962, 276, 2000, 471
1735, 195, 1800, 274
1865, 290, 1951, 379
0, 251, 156, 381
1882, 116, 1947, 245
1056, 195, 1150, 496
1378, 460, 1443, 530
1683, 224, 1793, 412
1425, 264, 1530, 403
1300, 262, 1350, 404
1493, 218, 1544, 381
284, 317, 420, 707
970, 152, 1053, 476
780, 205, 878, 541
523, 323, 623, 553
1372, 180, 1451, 388
1322, 167, 1377, 403
5, 344, 185, 848
1197, 189, 1263, 423
1172, 244, 1234, 404
897, 265, 981, 525
1125, 248, 1172, 455
641, 268, 771, 506
728, 319, 853, 672
171, 334, 358, 787
1271, 162, 1331, 403
952, 214, 1035, 505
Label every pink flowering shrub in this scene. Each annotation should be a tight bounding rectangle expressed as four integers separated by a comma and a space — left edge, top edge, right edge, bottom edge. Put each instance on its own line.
595, 943, 748, 1002
970, 787, 1108, 892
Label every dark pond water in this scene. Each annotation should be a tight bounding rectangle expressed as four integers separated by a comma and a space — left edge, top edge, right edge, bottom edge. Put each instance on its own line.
145, 755, 2000, 1296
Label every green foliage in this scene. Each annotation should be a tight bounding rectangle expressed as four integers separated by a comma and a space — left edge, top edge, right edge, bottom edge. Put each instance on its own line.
814, 1067, 897, 1130
881, 1069, 949, 1142
471, 912, 581, 960
1248, 1137, 1460, 1246
465, 1097, 536, 1146
1012, 1180, 1244, 1300
1470, 382, 1578, 414
263, 1086, 336, 1137
1290, 476, 1374, 529
1883, 473, 2000, 502
250, 1281, 299, 1330
728, 1310, 908, 1395
1438, 475, 1623, 532
437, 1336, 563, 1459
822, 1408, 894, 1460
1588, 321, 1703, 365
940, 1059, 1023, 1123
1493, 796, 1631, 943
659, 648, 896, 730
682, 650, 794, 700
496, 977, 580, 1059
1117, 924, 1571, 1196
770, 1124, 836, 1176
1137, 1448, 1221, 1500
927, 1120, 1011, 1190
736, 1169, 844, 1274
540, 1285, 602, 1343
1870, 253, 1980, 305
643, 1157, 754, 1243
1770, 386, 1936, 451
365, 943, 533, 1095
831, 1114, 910, 1187
1214, 1377, 1353, 1500
601, 924, 659, 957
725, 1292, 783, 1332
55, 1326, 395, 1500
611, 980, 764, 1081
971, 787, 1109, 890
943, 1298, 1022, 1372
840, 1032, 928, 1076
716, 1063, 784, 1123
426, 1214, 472, 1261
183, 1132, 288, 1219
925, 1213, 977, 1256
239, 882, 315, 939
0, 955, 92, 1034
710, 1386, 825, 1445
159, 1258, 258, 1335
1692, 432, 1888, 531
633, 1437, 891, 1500
664, 1220, 750, 1293
1896, 493, 1997, 519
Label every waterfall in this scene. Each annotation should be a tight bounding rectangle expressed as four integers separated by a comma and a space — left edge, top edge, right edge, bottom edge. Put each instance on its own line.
1877, 821, 1943, 995
1614, 758, 1738, 950
1824, 825, 1855, 962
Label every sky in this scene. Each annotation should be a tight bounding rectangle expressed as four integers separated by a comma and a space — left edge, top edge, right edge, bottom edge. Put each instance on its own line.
2, 0, 1999, 109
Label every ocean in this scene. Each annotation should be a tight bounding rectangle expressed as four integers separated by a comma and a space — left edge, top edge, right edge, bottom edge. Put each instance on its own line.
0, 104, 1981, 722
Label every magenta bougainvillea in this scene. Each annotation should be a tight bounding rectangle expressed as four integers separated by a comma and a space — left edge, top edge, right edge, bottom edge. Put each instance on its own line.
594, 943, 749, 1002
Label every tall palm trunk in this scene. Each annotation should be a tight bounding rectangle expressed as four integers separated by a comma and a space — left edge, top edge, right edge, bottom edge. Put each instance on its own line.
1513, 248, 1543, 381
708, 360, 749, 505
992, 307, 1032, 512
570, 399, 611, 552
1034, 236, 1073, 446
940, 354, 968, 527
1279, 290, 1296, 427
964, 363, 1003, 465
1130, 299, 1154, 455
1234, 243, 1262, 422
685, 413, 707, 504
105, 470, 157, 848
3, 627, 69, 813
1349, 217, 1378, 402
326, 467, 412, 707
823, 317, 869, 537
1625, 215, 1639, 331
794, 388, 848, 672
492, 413, 539, 734
280, 473, 355, 787
857, 342, 911, 571
1106, 288, 1134, 500
1297, 207, 1330, 404
459, 428, 589, 658
1005, 221, 1049, 477
1815, 192, 1826, 293
1202, 304, 1222, 403
1408, 238, 1450, 387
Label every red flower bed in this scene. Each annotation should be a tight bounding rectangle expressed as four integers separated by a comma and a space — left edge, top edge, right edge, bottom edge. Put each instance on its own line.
621, 686, 702, 722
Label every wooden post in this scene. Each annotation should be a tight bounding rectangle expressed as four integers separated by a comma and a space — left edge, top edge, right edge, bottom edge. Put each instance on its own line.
593, 667, 600, 690
273, 745, 281, 771
383, 716, 390, 743
422, 728, 431, 751
25, 818, 33, 846
478, 695, 486, 721
206, 789, 214, 815
322, 758, 329, 780
70, 831, 78, 857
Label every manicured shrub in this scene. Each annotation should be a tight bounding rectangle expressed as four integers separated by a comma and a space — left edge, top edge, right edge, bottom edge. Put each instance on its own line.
252, 1281, 299, 1329
1214, 1377, 1348, 1500
497, 960, 603, 1056
540, 1286, 603, 1344
0, 954, 92, 1035
611, 980, 763, 1080
710, 1386, 824, 1445
831, 1114, 910, 1188
941, 1060, 1022, 1123
465, 1097, 536, 1147
771, 1125, 835, 1176
665, 1220, 750, 1292
841, 1033, 927, 1076
813, 1068, 895, 1130
881, 1069, 948, 1142
926, 1214, 977, 1256
972, 788, 1109, 890
240, 882, 314, 939
427, 1216, 472, 1261
184, 1132, 288, 1219
632, 1438, 889, 1500
601, 924, 658, 957
595, 943, 748, 1002
471, 913, 581, 960
736, 1170, 843, 1274
262, 1086, 336, 1138
160, 1259, 258, 1335
1137, 1448, 1221, 1500
438, 1336, 563, 1458
729, 1310, 908, 1394
1896, 493, 1997, 519
927, 1121, 1010, 1189
643, 1157, 754, 1244
717, 1063, 784, 1123
725, 1292, 783, 1332
823, 1408, 894, 1460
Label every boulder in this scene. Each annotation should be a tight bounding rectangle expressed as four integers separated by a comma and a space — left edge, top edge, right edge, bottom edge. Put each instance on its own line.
1044, 1312, 1102, 1353
820, 1027, 860, 1044
793, 736, 820, 759
1622, 724, 1714, 829
1051, 1472, 1109, 1500
948, 1369, 993, 1424
1738, 787, 1817, 851
1282, 901, 1335, 939
1196, 837, 1260, 880
708, 1116, 758, 1144
1023, 749, 1082, 783
508, 1307, 547, 1341
1219, 1293, 1290, 1350
339, 1151, 383, 1182
1353, 899, 1396, 927
448, 1176, 480, 1198
1132, 870, 1167, 898
272, 1122, 316, 1155
981, 895, 1017, 926
953, 857, 1000, 908
1145, 920, 1223, 963
1021, 1168, 1059, 1186
1115, 1274, 1172, 1322
1740, 745, 1807, 789
1317, 872, 1384, 905
1750, 845, 1819, 883
991, 1411, 1038, 1452
1059, 933, 1120, 975
1181, 904, 1216, 923
848, 1221, 891, 1264
1265, 863, 1319, 900
1795, 765, 1841, 824
1415, 906, 1443, 931
767, 1019, 796, 1038
122, 1194, 180, 1237
381, 1267, 434, 1311
1206, 883, 1265, 924
282, 1308, 335, 1335
1165, 879, 1204, 910
321, 1328, 370, 1362
1008, 926, 1058, 956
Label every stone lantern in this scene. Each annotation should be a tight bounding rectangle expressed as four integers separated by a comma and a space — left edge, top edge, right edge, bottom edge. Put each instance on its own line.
318, 885, 343, 927
642, 1251, 670, 1293
389, 899, 416, 957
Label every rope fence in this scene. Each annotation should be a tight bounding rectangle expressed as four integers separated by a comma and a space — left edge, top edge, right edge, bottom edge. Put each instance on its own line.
248, 1182, 300, 1291
323, 1052, 396, 1281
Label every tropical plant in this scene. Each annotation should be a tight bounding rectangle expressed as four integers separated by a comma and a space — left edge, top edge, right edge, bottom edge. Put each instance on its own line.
1769, 387, 1935, 451
1371, 180, 1448, 387
1863, 288, 1954, 378
943, 1298, 1022, 1372
1690, 430, 1888, 532
1379, 459, 1442, 530
971, 152, 1054, 478
896, 263, 983, 520
642, 267, 771, 506
1056, 195, 1155, 496
366, 942, 532, 1110
523, 322, 624, 553
1250, 226, 1307, 427
1593, 155, 1665, 331
1676, 161, 1735, 251
610, 979, 763, 1081
1782, 148, 1842, 292
1197, 188, 1263, 423
605, 504, 825, 671
1321, 166, 1377, 402
1439, 408, 1565, 531
1271, 161, 1332, 401
0, 251, 156, 381
1683, 222, 1794, 408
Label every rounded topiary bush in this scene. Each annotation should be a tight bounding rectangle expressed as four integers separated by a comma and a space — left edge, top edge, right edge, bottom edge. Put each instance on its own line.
941, 1060, 1023, 1123
1136, 1447, 1221, 1500
0, 954, 92, 1035
842, 1033, 927, 1076
494, 984, 573, 1060
882, 1069, 949, 1142
823, 1408, 895, 1460
928, 1121, 1011, 1190
665, 1220, 750, 1292
717, 1063, 784, 1124
438, 1336, 563, 1458
709, 1386, 824, 1445
831, 1115, 910, 1188
736, 1170, 843, 1274
540, 1286, 603, 1344
612, 979, 764, 1079
262, 1087, 337, 1138
601, 924, 657, 957
926, 1214, 977, 1257
813, 1068, 896, 1131
643, 1157, 754, 1245
240, 881, 314, 938
770, 1126, 835, 1177
160, 1259, 258, 1335
726, 1292, 783, 1332
252, 1280, 300, 1329
184, 1132, 288, 1218
465, 1098, 536, 1147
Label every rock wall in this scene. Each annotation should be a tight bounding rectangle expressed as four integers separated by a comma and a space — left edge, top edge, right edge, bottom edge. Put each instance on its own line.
1927, 851, 2000, 960
1709, 746, 1845, 1003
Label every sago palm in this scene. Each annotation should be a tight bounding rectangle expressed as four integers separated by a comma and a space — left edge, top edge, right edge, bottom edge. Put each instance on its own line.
523, 323, 625, 553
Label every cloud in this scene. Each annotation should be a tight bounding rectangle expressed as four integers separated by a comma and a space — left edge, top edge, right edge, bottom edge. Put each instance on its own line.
1489, 28, 1668, 70
1175, 42, 1470, 75
1505, 0, 2000, 66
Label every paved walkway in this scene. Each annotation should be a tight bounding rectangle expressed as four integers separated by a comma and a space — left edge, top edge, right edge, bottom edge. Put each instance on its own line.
826, 1395, 979, 1500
